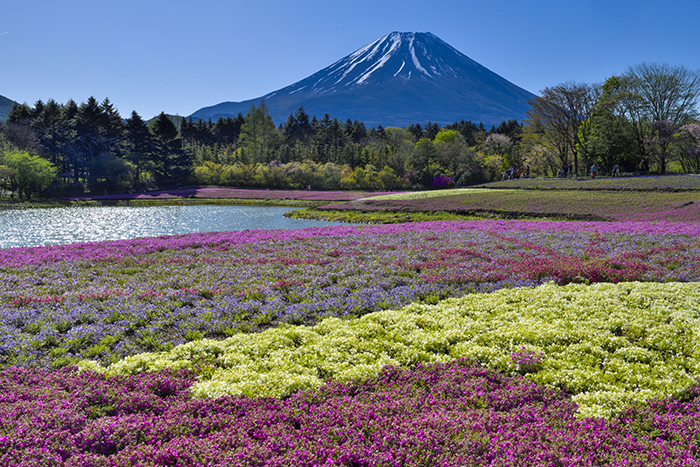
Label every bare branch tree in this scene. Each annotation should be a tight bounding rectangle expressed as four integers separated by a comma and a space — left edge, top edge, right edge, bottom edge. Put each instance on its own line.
625, 62, 700, 172
525, 82, 600, 175
626, 62, 700, 123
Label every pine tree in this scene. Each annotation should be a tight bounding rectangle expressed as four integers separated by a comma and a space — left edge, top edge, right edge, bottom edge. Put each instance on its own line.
424, 121, 440, 140
124, 111, 154, 189
6, 102, 32, 124
239, 101, 278, 163
150, 112, 188, 186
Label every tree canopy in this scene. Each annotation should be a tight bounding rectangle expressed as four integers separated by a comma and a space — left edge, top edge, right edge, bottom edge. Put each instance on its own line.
2, 62, 699, 198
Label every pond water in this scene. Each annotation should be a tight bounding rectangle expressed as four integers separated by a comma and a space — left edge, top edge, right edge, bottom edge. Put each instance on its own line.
0, 205, 354, 249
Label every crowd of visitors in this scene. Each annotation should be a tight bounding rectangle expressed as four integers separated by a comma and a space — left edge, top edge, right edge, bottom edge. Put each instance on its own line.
502, 158, 651, 181
502, 165, 531, 180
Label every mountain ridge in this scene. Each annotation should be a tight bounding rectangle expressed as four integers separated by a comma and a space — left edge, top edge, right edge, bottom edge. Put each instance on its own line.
191, 32, 535, 127
0, 94, 16, 122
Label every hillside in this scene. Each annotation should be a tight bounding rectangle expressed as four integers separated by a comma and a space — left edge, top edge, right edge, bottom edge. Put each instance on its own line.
0, 94, 16, 122
191, 32, 535, 127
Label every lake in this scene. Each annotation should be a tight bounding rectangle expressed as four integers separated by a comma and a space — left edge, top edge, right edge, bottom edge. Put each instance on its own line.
0, 205, 354, 249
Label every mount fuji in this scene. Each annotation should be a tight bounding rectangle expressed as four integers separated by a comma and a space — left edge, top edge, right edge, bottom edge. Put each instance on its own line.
190, 32, 536, 127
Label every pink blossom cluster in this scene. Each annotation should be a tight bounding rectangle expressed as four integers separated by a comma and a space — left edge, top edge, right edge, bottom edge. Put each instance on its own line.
64, 187, 398, 202
2, 361, 699, 466
2, 220, 698, 368
3, 220, 700, 267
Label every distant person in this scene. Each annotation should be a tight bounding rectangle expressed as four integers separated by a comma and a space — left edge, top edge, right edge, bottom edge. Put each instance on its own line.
638, 159, 646, 176
590, 164, 597, 179
524, 165, 531, 179
612, 163, 620, 177
567, 163, 573, 178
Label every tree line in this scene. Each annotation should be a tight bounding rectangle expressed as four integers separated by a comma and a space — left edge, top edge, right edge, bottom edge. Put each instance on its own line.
0, 96, 522, 198
524, 62, 700, 177
1, 61, 699, 199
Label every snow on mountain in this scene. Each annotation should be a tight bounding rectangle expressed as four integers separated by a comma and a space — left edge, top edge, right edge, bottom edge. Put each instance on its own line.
191, 32, 535, 127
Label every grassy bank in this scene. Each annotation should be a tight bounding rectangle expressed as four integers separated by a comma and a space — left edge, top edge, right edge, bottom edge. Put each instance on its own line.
285, 207, 570, 224
0, 199, 77, 210
315, 188, 700, 223
475, 173, 700, 191
72, 197, 326, 208
0, 196, 328, 210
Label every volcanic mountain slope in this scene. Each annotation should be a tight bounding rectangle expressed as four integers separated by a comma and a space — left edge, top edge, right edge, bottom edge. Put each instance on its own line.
0, 94, 16, 121
191, 32, 536, 127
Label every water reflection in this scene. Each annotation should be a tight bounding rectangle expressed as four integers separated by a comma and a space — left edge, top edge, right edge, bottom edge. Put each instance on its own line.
0, 205, 351, 249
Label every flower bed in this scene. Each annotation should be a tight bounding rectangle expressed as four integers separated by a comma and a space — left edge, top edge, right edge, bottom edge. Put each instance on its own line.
321, 189, 700, 223
3, 218, 700, 465
86, 281, 700, 420
3, 361, 700, 466
64, 187, 398, 202
2, 221, 699, 369
479, 173, 700, 191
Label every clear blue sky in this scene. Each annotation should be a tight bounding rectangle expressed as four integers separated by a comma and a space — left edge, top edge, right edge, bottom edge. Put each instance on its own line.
2, 0, 700, 122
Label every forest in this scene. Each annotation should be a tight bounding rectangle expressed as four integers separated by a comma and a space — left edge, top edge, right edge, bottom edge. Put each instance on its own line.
1, 62, 699, 199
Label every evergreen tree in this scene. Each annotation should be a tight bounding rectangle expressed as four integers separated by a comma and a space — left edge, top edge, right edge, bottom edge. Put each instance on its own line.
283, 107, 313, 146
345, 119, 367, 144
56, 100, 79, 186
124, 111, 154, 189
239, 101, 278, 163
73, 97, 111, 191
150, 112, 190, 186
180, 117, 195, 145
30, 99, 63, 165
62, 99, 79, 121
424, 121, 440, 140
445, 120, 484, 146
407, 123, 423, 141
30, 100, 45, 119
4, 103, 40, 151
214, 115, 244, 146
6, 102, 32, 124
99, 98, 125, 144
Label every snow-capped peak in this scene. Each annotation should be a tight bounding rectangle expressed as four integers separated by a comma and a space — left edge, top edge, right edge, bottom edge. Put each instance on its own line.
281, 32, 474, 96
407, 34, 431, 78
191, 31, 536, 128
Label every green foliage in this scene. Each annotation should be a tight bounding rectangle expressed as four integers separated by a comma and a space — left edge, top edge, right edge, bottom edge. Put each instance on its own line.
434, 129, 458, 143
1, 94, 580, 195
584, 76, 641, 173
240, 101, 278, 164
1, 149, 57, 199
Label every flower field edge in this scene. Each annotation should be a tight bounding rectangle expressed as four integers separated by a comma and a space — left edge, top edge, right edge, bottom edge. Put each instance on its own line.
5, 219, 700, 371
3, 218, 700, 266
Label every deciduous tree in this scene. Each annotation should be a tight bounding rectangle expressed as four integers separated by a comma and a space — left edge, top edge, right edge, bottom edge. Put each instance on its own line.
625, 62, 700, 172
525, 82, 600, 175
586, 76, 638, 173
2, 149, 57, 199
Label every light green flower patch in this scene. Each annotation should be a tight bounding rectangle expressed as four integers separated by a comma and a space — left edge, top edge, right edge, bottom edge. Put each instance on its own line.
358, 188, 481, 201
83, 282, 700, 418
